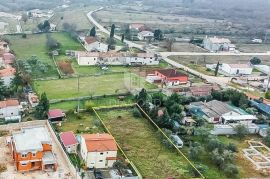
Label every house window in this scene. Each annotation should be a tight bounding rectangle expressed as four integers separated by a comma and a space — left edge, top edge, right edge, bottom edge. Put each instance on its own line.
11, 113, 13, 115
99, 160, 103, 162
100, 152, 103, 155
21, 163, 27, 166
21, 154, 27, 158
150, 57, 153, 59
32, 153, 36, 157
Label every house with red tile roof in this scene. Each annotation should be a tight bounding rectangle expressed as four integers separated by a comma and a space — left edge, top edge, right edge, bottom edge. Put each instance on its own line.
155, 69, 188, 86
0, 67, 16, 86
3, 53, 15, 64
80, 133, 117, 169
0, 99, 22, 121
129, 23, 145, 31
84, 36, 108, 52
47, 109, 65, 123
59, 131, 78, 153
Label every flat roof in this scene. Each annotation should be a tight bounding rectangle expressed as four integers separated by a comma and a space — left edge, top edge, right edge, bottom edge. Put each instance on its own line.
12, 126, 52, 153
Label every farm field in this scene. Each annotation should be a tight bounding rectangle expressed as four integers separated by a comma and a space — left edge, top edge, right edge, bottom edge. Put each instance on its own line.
171, 42, 207, 53
50, 6, 98, 31
94, 8, 227, 33
97, 108, 192, 179
34, 73, 155, 100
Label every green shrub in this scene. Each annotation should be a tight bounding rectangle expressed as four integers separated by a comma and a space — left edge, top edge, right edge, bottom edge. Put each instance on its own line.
132, 108, 142, 118
224, 164, 239, 178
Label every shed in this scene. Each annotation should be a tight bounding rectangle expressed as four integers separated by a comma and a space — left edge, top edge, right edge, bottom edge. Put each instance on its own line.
48, 109, 65, 122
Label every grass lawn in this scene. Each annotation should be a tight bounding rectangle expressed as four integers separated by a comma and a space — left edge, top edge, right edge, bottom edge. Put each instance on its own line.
56, 112, 104, 134
50, 95, 134, 110
97, 108, 192, 179
34, 72, 156, 100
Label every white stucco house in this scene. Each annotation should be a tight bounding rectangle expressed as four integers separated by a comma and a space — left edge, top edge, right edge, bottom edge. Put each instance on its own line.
203, 36, 235, 52
80, 133, 117, 169
0, 67, 16, 87
84, 36, 108, 52
0, 99, 22, 121
137, 31, 154, 41
221, 111, 257, 125
76, 51, 159, 66
220, 63, 253, 76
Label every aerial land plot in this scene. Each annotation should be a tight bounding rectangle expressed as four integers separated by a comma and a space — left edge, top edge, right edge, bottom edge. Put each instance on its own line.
34, 73, 156, 100
97, 108, 192, 179
50, 6, 98, 31
237, 43, 270, 53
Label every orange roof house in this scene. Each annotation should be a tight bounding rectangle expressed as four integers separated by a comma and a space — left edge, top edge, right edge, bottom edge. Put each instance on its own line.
10, 126, 57, 172
0, 67, 16, 77
80, 133, 118, 169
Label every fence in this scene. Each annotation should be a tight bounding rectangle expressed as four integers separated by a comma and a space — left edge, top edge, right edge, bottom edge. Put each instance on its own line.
92, 105, 142, 179
46, 121, 79, 179
93, 104, 205, 179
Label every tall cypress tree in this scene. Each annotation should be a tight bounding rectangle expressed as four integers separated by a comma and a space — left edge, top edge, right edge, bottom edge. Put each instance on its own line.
110, 24, 115, 38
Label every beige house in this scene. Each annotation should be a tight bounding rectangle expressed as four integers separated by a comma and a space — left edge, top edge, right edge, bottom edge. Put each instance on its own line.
76, 51, 159, 66
84, 36, 108, 52
59, 131, 78, 154
80, 134, 117, 169
0, 67, 16, 87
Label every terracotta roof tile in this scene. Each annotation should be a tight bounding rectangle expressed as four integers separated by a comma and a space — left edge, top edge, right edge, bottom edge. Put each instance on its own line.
82, 133, 117, 152
85, 36, 97, 44
60, 131, 78, 147
0, 99, 19, 108
156, 69, 188, 78
0, 67, 16, 77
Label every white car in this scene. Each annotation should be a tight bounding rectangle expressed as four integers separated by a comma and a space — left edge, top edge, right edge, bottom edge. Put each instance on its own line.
170, 134, 183, 148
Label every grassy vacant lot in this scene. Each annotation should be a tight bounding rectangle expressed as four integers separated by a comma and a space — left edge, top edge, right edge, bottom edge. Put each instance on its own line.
94, 8, 225, 33
169, 55, 270, 66
172, 42, 207, 53
34, 73, 155, 100
50, 6, 98, 31
50, 95, 134, 110
98, 108, 192, 179
237, 43, 270, 53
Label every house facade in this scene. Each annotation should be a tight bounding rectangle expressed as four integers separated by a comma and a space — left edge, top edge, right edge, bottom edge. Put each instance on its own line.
76, 51, 159, 66
0, 99, 21, 121
221, 63, 253, 76
203, 36, 235, 52
84, 36, 108, 52
10, 126, 57, 172
0, 67, 16, 86
60, 131, 78, 154
138, 31, 154, 41
154, 69, 188, 86
80, 134, 117, 169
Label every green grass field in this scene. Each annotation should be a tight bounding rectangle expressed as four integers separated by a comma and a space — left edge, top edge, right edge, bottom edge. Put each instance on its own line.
6, 32, 84, 78
57, 112, 104, 134
34, 73, 155, 100
50, 95, 134, 110
98, 108, 192, 179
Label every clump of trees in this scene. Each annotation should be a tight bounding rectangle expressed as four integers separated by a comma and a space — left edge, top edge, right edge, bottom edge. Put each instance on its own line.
89, 27, 96, 37
62, 23, 78, 40
250, 57, 261, 65
37, 20, 51, 32
35, 92, 49, 119
46, 34, 59, 50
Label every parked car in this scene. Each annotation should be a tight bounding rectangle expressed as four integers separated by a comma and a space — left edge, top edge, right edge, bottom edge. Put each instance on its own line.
170, 134, 183, 148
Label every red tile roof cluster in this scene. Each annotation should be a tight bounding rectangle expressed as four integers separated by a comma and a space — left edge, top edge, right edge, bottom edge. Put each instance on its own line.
60, 131, 78, 147
82, 133, 117, 152
0, 67, 16, 77
48, 109, 65, 119
85, 36, 97, 44
0, 99, 19, 108
129, 23, 145, 30
156, 69, 188, 78
3, 53, 15, 64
